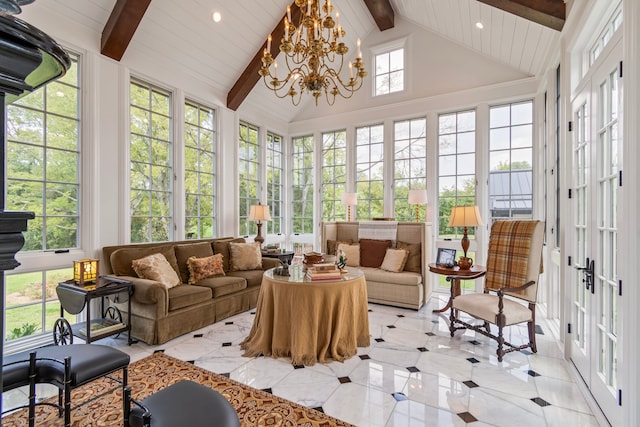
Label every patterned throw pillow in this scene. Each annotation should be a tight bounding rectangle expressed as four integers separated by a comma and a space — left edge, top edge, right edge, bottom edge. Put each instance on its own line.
380, 248, 409, 273
229, 242, 262, 271
187, 254, 225, 284
337, 243, 360, 267
131, 253, 181, 288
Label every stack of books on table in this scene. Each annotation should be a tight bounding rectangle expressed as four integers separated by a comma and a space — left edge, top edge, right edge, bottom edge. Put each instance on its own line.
306, 263, 342, 281
79, 319, 125, 337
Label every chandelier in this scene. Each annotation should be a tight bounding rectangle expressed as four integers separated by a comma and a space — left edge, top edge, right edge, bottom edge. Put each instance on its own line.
259, 0, 367, 106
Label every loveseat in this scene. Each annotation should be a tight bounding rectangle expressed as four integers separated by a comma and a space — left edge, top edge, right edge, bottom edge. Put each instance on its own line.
102, 238, 281, 345
321, 222, 432, 310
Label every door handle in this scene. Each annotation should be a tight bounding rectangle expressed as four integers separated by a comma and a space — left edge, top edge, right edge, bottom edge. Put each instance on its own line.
575, 257, 595, 293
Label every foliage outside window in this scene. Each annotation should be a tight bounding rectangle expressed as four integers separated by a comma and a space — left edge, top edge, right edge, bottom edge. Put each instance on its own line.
356, 124, 384, 220
130, 79, 173, 243
184, 100, 216, 239
375, 48, 404, 96
5, 53, 79, 342
239, 121, 260, 237
489, 100, 533, 220
321, 130, 347, 221
291, 135, 314, 234
394, 118, 427, 221
438, 110, 476, 237
266, 132, 283, 235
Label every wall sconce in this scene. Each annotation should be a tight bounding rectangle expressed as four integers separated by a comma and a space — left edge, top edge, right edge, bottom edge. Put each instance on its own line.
247, 202, 271, 247
341, 192, 358, 222
74, 259, 99, 285
408, 189, 428, 222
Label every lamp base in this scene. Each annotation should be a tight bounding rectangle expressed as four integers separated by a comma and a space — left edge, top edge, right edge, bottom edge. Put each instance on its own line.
254, 222, 264, 248
457, 256, 473, 270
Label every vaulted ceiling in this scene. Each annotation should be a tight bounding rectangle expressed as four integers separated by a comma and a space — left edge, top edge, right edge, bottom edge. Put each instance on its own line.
22, 0, 565, 121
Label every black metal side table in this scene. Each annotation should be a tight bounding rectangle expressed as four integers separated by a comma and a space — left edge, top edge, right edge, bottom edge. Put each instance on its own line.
261, 250, 295, 265
54, 276, 134, 345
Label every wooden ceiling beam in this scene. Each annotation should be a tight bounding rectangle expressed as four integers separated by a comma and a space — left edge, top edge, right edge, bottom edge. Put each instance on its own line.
227, 2, 301, 111
101, 0, 152, 61
362, 0, 395, 31
477, 0, 565, 31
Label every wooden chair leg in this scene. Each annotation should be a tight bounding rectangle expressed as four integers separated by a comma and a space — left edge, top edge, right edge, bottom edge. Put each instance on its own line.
528, 304, 537, 353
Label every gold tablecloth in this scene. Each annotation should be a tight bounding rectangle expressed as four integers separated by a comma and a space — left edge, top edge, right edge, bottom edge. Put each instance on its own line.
240, 267, 370, 366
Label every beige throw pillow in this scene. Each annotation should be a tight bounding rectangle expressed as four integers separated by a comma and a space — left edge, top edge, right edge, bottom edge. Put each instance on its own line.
187, 254, 225, 284
337, 243, 360, 267
380, 248, 409, 273
229, 242, 262, 271
131, 253, 181, 288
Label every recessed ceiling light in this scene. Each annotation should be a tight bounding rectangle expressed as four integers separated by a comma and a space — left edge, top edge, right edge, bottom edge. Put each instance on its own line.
211, 11, 221, 23
475, 22, 484, 29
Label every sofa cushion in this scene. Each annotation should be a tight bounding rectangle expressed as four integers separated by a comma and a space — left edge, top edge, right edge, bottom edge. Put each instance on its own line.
359, 266, 423, 286
168, 284, 213, 311
195, 275, 247, 298
337, 243, 360, 267
229, 242, 262, 271
212, 238, 245, 272
175, 242, 214, 283
326, 239, 352, 255
359, 239, 392, 268
111, 245, 179, 277
132, 253, 181, 289
380, 248, 409, 273
397, 241, 421, 273
187, 254, 225, 284
227, 270, 265, 288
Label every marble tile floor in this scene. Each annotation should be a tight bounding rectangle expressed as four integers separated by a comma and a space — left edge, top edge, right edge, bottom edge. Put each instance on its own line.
3, 294, 604, 426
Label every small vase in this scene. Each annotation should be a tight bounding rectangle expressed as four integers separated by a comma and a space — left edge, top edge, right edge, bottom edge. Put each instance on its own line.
457, 256, 473, 270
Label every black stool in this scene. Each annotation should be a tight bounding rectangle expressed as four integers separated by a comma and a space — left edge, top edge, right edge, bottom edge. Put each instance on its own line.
2, 344, 130, 427
124, 380, 240, 427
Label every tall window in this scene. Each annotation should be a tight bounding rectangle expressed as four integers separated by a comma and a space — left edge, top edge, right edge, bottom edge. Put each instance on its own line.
394, 118, 427, 220
5, 53, 80, 342
321, 130, 347, 221
489, 100, 533, 220
239, 121, 260, 237
291, 135, 314, 234
184, 100, 216, 239
130, 79, 173, 243
438, 110, 476, 237
374, 47, 404, 96
356, 124, 384, 219
266, 132, 283, 235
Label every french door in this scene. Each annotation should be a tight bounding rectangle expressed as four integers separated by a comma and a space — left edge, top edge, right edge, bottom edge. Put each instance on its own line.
569, 41, 622, 426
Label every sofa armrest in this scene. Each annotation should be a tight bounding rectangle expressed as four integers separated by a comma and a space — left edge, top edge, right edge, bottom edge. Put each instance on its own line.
113, 275, 169, 306
261, 257, 282, 270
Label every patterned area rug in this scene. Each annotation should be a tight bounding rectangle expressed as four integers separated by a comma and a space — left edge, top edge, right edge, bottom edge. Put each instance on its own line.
3, 352, 355, 426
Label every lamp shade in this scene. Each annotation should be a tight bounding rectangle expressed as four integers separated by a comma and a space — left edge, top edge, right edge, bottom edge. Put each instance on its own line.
248, 204, 271, 222
73, 259, 99, 285
341, 192, 358, 205
448, 206, 484, 227
408, 189, 428, 205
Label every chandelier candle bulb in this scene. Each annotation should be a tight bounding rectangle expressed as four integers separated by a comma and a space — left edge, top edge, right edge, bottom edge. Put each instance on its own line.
267, 34, 272, 51
287, 5, 291, 21
357, 38, 361, 58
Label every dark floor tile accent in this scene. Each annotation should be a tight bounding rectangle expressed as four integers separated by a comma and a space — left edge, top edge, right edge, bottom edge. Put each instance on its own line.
313, 406, 325, 413
531, 397, 551, 407
535, 325, 544, 335
222, 342, 232, 347
457, 412, 478, 423
432, 320, 439, 324
193, 333, 203, 338
406, 366, 420, 373
417, 347, 429, 352
387, 325, 396, 329
187, 360, 195, 364
293, 364, 305, 369
396, 314, 405, 318
467, 357, 480, 364
375, 338, 385, 343
225, 321, 234, 325
221, 373, 230, 378
368, 309, 373, 312
359, 354, 371, 360
463, 380, 479, 388
425, 332, 436, 336
250, 311, 256, 315
338, 376, 351, 384
527, 370, 541, 377
153, 349, 165, 354
469, 340, 480, 345
392, 392, 408, 401
261, 387, 272, 394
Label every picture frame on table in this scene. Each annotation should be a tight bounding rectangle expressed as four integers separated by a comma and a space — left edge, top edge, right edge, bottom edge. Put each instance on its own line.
436, 248, 457, 268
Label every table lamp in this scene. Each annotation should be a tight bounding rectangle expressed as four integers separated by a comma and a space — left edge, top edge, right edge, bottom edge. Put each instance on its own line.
341, 192, 357, 222
74, 259, 99, 285
447, 206, 483, 269
247, 203, 271, 247
408, 189, 428, 222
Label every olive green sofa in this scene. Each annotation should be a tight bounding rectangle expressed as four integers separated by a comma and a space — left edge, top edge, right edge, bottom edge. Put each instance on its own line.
102, 238, 280, 345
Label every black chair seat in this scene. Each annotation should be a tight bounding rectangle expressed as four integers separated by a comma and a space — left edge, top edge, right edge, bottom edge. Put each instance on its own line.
2, 352, 34, 391
128, 380, 240, 427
